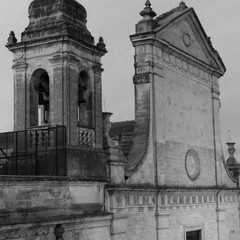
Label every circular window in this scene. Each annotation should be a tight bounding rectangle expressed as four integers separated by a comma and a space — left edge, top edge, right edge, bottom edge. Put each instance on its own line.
183, 32, 191, 47
185, 149, 201, 181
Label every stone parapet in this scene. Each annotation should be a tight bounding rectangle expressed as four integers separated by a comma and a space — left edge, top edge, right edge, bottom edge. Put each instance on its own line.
0, 180, 106, 225
0, 214, 112, 240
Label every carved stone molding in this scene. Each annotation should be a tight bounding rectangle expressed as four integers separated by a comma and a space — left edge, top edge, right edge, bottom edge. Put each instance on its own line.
49, 55, 77, 66
156, 48, 220, 92
14, 51, 25, 61
49, 55, 64, 66
51, 45, 61, 54
107, 189, 239, 213
12, 62, 28, 72
108, 191, 156, 213
219, 193, 239, 204
133, 73, 151, 84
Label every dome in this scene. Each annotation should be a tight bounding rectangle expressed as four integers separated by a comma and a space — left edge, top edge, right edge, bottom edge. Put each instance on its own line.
21, 0, 94, 44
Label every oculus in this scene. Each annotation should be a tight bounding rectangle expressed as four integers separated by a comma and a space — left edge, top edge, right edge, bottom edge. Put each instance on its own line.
185, 149, 201, 181
183, 32, 191, 47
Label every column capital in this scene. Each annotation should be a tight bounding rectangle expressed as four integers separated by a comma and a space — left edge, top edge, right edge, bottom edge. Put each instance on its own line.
133, 72, 151, 84
12, 62, 27, 72
93, 65, 104, 75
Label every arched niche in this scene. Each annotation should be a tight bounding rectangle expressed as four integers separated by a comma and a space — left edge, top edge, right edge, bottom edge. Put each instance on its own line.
30, 68, 50, 126
78, 70, 92, 127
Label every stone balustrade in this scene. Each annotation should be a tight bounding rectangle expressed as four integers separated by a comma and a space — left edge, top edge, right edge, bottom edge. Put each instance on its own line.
78, 127, 95, 149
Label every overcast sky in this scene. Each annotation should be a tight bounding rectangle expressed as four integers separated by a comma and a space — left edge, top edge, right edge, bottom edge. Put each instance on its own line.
0, 0, 240, 157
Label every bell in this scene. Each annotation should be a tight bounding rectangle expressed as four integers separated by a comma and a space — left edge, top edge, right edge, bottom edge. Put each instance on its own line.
78, 89, 86, 103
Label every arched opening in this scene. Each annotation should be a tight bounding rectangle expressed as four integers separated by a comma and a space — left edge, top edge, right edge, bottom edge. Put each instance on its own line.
30, 69, 50, 126
78, 70, 92, 127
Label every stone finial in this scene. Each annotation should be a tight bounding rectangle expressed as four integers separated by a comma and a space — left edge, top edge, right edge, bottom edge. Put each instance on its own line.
102, 112, 118, 148
226, 142, 240, 181
179, 1, 188, 10
97, 37, 107, 52
226, 142, 237, 164
54, 225, 64, 240
102, 112, 113, 138
140, 0, 156, 21
7, 31, 17, 45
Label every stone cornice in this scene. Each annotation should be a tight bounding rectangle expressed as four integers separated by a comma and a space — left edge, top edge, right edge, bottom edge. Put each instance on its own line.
7, 36, 104, 57
130, 33, 224, 79
157, 48, 220, 93
0, 175, 108, 183
106, 187, 239, 213
134, 43, 220, 93
156, 38, 223, 77
106, 184, 240, 191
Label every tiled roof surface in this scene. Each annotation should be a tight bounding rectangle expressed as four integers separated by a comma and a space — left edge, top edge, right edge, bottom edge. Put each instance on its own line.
109, 121, 135, 156
155, 2, 188, 26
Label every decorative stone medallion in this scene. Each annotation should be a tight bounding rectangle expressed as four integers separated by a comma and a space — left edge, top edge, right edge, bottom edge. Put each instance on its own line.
14, 51, 24, 60
183, 32, 191, 47
185, 149, 200, 181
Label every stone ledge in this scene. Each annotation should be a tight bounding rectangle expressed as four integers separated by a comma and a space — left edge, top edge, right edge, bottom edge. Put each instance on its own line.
0, 175, 108, 182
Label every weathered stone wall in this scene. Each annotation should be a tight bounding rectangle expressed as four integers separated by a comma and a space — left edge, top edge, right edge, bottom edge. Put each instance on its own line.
0, 214, 112, 240
155, 52, 216, 187
0, 178, 105, 223
106, 188, 240, 240
127, 40, 236, 188
153, 47, 236, 188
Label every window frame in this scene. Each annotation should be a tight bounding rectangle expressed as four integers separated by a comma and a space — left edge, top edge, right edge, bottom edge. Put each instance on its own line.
184, 224, 204, 240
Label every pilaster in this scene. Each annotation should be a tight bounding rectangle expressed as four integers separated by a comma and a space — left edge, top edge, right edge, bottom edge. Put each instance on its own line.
156, 213, 171, 240
12, 62, 28, 131
111, 214, 127, 240
94, 65, 104, 150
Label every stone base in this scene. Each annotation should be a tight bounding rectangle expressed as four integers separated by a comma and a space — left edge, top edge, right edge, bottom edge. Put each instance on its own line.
66, 148, 107, 179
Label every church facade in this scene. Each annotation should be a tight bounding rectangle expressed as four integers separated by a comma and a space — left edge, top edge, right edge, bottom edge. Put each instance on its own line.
1, 0, 240, 240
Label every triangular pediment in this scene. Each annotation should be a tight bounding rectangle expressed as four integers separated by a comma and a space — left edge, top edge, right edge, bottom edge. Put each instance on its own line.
155, 8, 226, 74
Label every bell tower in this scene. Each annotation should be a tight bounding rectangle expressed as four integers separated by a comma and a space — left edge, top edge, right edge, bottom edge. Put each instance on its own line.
6, 0, 107, 178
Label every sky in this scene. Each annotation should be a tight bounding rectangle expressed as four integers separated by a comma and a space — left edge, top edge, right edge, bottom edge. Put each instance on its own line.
0, 0, 240, 158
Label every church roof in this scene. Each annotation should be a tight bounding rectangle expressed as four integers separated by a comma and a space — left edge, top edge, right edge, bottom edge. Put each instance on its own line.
156, 2, 189, 26
109, 121, 135, 156
155, 2, 221, 57
21, 0, 94, 44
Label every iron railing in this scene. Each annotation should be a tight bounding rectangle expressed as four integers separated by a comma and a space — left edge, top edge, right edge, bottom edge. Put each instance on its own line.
0, 126, 66, 176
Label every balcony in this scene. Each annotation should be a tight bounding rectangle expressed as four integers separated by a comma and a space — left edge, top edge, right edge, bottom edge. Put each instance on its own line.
0, 126, 66, 176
